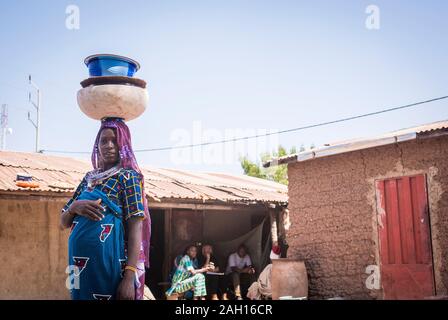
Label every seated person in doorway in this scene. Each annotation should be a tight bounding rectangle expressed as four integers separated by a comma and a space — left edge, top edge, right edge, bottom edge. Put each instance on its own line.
247, 243, 281, 300
168, 246, 199, 283
167, 247, 200, 299
166, 244, 213, 300
197, 244, 223, 300
224, 244, 256, 300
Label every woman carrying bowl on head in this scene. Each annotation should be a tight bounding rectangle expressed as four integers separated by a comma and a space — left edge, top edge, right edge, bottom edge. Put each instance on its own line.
60, 118, 151, 300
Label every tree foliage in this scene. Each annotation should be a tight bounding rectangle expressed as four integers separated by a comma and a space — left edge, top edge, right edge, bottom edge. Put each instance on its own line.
240, 145, 298, 185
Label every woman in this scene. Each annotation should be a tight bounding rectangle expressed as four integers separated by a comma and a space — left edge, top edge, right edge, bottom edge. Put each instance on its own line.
60, 118, 151, 300
168, 246, 199, 300
166, 245, 213, 300
169, 246, 199, 283
197, 244, 222, 300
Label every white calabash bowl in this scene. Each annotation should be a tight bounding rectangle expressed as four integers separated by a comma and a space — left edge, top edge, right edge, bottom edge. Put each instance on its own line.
77, 84, 148, 121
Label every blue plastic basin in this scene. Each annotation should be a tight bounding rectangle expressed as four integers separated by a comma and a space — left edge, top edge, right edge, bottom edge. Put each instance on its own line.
84, 54, 140, 77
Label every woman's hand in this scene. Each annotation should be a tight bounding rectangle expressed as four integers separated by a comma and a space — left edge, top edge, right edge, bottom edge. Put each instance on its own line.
69, 199, 104, 221
116, 271, 136, 300
60, 199, 104, 229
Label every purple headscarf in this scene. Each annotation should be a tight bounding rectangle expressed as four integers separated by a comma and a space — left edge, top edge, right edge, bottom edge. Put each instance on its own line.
92, 118, 151, 272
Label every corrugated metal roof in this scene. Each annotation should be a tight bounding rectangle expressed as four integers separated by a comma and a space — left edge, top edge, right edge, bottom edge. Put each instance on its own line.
264, 119, 448, 167
0, 151, 287, 205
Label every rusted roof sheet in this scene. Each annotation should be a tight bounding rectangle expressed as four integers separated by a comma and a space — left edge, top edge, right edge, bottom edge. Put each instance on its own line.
264, 119, 448, 167
0, 151, 287, 205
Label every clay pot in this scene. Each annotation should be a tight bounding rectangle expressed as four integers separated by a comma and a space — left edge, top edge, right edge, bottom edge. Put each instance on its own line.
77, 84, 148, 121
271, 259, 308, 300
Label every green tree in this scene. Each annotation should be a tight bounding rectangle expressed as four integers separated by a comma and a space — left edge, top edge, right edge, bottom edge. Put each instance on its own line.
240, 145, 298, 185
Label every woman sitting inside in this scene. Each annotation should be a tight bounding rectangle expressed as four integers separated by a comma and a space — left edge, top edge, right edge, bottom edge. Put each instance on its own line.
166, 244, 213, 300
169, 247, 199, 282
168, 246, 199, 299
197, 244, 222, 300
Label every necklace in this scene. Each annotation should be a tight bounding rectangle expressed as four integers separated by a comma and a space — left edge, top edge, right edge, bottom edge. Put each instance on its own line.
86, 165, 122, 188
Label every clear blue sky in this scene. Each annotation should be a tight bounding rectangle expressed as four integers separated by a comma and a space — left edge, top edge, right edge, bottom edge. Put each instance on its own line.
1, 0, 447, 174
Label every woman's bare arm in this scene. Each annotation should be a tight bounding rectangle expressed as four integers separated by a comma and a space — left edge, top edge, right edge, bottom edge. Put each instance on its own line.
202, 254, 211, 268
116, 216, 142, 300
60, 209, 76, 229
124, 217, 143, 270
190, 265, 213, 275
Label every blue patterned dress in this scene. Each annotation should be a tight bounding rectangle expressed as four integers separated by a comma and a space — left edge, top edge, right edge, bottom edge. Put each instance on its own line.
63, 168, 145, 300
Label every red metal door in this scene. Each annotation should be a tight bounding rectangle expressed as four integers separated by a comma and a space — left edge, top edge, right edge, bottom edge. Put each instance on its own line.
376, 175, 435, 299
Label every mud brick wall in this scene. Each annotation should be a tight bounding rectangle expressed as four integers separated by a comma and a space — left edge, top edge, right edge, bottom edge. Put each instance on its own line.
287, 135, 448, 299
0, 195, 71, 299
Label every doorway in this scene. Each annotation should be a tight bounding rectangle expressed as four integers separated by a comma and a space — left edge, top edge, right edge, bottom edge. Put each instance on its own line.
376, 174, 435, 299
146, 209, 165, 299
